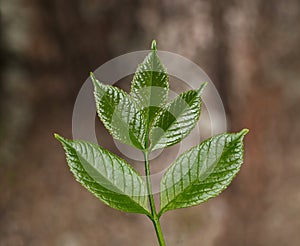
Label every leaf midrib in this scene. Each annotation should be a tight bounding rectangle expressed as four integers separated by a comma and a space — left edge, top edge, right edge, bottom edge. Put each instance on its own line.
160, 135, 242, 214
150, 91, 200, 148
95, 84, 144, 149
64, 140, 150, 214
145, 51, 155, 138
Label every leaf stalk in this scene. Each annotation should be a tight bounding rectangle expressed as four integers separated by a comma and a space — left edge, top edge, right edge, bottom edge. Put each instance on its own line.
144, 151, 166, 246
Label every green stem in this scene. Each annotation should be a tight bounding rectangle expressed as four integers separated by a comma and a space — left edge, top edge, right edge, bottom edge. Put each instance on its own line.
144, 151, 166, 246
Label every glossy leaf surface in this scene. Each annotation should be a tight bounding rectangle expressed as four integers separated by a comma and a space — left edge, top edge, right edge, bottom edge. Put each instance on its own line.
150, 84, 206, 150
55, 134, 150, 215
130, 41, 169, 134
159, 129, 249, 215
92, 74, 146, 150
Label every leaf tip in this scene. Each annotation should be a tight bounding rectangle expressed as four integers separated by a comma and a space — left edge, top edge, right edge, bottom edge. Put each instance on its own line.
238, 128, 249, 139
90, 72, 97, 85
54, 133, 61, 140
54, 133, 68, 145
151, 40, 157, 51
241, 128, 250, 135
197, 82, 208, 94
90, 73, 106, 90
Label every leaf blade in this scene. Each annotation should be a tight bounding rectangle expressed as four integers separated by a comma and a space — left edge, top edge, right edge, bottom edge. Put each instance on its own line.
55, 134, 150, 215
130, 41, 169, 134
150, 83, 206, 150
159, 129, 249, 216
91, 73, 146, 150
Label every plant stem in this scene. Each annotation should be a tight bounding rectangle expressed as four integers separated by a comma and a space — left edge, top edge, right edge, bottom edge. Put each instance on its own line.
144, 151, 166, 246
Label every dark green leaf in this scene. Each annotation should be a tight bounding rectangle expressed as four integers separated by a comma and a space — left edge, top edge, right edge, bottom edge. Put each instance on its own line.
150, 83, 206, 150
55, 134, 150, 215
159, 129, 249, 216
91, 73, 146, 150
130, 40, 169, 135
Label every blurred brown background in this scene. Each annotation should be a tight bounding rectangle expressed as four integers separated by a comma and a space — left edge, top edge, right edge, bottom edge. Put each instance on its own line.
1, 0, 300, 245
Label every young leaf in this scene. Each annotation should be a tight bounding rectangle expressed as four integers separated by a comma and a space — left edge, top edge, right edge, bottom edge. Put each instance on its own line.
150, 83, 206, 150
55, 134, 150, 215
130, 40, 169, 135
91, 73, 146, 150
159, 129, 249, 216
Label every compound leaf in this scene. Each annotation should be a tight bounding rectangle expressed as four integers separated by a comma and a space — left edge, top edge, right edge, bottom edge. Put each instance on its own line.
130, 40, 169, 135
92, 73, 146, 150
55, 134, 150, 215
150, 83, 206, 150
159, 129, 249, 216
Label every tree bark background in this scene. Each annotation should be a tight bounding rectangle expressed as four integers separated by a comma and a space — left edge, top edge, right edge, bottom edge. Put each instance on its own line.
1, 0, 300, 245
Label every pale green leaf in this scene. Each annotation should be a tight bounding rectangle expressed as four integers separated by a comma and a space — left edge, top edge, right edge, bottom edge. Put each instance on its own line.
91, 73, 146, 150
150, 83, 206, 150
159, 129, 249, 216
55, 134, 150, 215
130, 40, 169, 135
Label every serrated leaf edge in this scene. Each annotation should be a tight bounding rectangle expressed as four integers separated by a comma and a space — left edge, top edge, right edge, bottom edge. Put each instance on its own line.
54, 133, 151, 215
158, 129, 249, 216
149, 83, 207, 150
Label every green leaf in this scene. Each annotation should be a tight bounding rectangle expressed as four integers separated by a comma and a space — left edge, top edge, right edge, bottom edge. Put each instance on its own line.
130, 40, 169, 135
55, 134, 150, 215
159, 129, 249, 216
150, 83, 207, 150
91, 73, 146, 150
